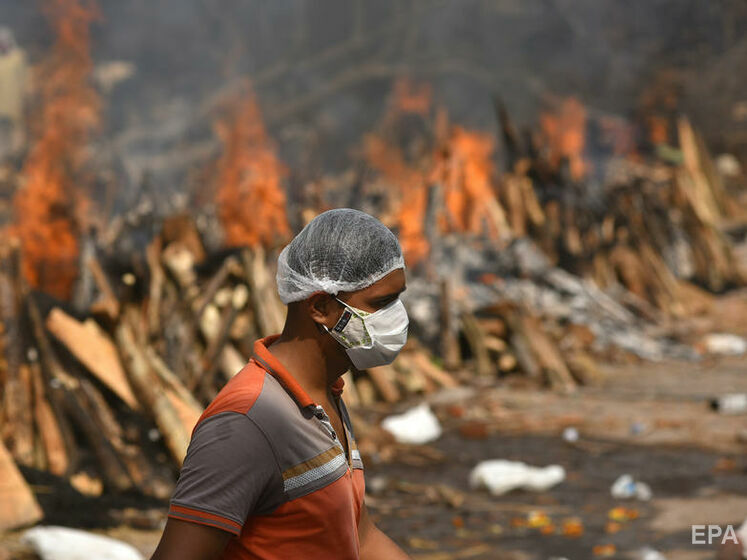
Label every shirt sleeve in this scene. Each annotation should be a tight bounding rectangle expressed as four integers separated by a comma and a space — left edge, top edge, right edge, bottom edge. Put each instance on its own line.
167, 412, 280, 535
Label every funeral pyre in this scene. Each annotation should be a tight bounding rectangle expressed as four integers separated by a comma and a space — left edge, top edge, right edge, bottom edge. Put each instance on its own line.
1, 0, 746, 533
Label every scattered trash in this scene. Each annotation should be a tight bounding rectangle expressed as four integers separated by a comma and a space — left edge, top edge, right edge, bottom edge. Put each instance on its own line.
701, 333, 747, 356
381, 403, 442, 445
630, 421, 647, 435
469, 460, 565, 495
737, 517, 747, 560
592, 544, 617, 557
610, 474, 653, 501
22, 526, 144, 560
716, 153, 742, 178
636, 547, 667, 560
608, 506, 639, 521
562, 427, 579, 442
710, 393, 747, 415
561, 518, 584, 537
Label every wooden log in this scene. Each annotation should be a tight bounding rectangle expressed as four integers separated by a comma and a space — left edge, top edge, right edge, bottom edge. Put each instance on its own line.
678, 117, 722, 226
0, 241, 33, 465
197, 303, 247, 384
145, 236, 165, 337
518, 174, 545, 227
77, 379, 140, 493
30, 362, 68, 476
162, 242, 201, 302
87, 252, 120, 320
25, 296, 79, 474
145, 347, 203, 414
0, 439, 43, 531
242, 247, 286, 336
405, 350, 459, 389
3, 363, 34, 467
165, 390, 202, 436
194, 255, 242, 319
60, 382, 133, 493
115, 313, 191, 466
565, 351, 603, 386
45, 308, 138, 410
366, 365, 400, 403
341, 372, 360, 408
161, 214, 206, 263
516, 314, 576, 392
483, 335, 507, 354
439, 279, 461, 371
503, 175, 527, 236
477, 317, 507, 338
355, 377, 376, 407
497, 353, 517, 373
199, 285, 248, 398
459, 311, 496, 377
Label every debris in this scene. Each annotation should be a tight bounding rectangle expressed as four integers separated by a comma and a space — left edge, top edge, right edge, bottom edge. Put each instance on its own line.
710, 394, 747, 415
636, 547, 667, 560
469, 460, 565, 495
610, 474, 653, 501
702, 333, 747, 356
381, 403, 442, 445
562, 427, 579, 442
21, 526, 144, 560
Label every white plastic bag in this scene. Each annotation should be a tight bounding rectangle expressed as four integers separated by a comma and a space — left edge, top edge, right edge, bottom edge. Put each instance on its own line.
22, 526, 144, 560
469, 460, 565, 495
381, 403, 442, 445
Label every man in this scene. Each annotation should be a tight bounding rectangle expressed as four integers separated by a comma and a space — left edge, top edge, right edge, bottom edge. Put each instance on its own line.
152, 209, 411, 559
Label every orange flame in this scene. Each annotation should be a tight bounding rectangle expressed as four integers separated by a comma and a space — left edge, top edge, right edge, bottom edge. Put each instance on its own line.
435, 126, 504, 236
365, 79, 508, 264
363, 135, 430, 264
539, 97, 588, 181
214, 86, 290, 248
9, 0, 99, 300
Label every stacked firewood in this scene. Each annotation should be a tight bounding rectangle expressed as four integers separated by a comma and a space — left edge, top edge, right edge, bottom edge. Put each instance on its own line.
496, 108, 745, 317
0, 216, 465, 529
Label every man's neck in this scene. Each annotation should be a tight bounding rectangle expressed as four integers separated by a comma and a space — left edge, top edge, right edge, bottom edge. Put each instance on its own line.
267, 332, 345, 404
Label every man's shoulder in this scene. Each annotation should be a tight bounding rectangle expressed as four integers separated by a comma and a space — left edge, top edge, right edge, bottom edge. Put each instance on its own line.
195, 360, 300, 433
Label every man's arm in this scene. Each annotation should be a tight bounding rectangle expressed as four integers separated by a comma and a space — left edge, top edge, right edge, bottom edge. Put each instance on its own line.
150, 518, 232, 560
358, 503, 411, 560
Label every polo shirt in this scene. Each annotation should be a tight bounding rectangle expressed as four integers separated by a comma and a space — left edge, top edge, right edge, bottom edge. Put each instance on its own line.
167, 335, 366, 559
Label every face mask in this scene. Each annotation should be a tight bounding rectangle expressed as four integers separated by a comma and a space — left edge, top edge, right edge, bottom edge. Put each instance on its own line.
323, 297, 409, 370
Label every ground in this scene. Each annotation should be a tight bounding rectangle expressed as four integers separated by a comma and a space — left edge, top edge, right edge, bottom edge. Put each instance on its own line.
2, 292, 747, 560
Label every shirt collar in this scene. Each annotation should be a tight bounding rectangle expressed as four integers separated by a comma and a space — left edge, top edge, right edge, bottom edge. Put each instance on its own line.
252, 335, 345, 409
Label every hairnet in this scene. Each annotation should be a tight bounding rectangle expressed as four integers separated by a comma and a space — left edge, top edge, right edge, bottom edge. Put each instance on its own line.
276, 208, 405, 304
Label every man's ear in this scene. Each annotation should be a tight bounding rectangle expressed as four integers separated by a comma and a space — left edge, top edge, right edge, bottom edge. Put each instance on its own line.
306, 292, 340, 327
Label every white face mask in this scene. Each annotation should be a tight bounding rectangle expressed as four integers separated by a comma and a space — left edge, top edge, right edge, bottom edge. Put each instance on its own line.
323, 296, 409, 370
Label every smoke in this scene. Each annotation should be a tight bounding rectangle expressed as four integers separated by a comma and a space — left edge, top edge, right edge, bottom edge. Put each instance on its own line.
2, 0, 745, 194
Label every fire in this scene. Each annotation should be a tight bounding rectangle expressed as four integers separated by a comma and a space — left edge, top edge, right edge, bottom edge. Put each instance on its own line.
539, 97, 588, 181
214, 85, 290, 248
363, 135, 430, 264
435, 126, 507, 238
9, 0, 99, 300
364, 79, 509, 265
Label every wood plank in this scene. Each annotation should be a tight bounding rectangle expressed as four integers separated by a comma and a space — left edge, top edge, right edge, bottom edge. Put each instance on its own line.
0, 439, 43, 531
46, 308, 138, 410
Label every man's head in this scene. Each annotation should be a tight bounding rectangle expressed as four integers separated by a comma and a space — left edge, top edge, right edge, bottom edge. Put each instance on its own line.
277, 209, 407, 370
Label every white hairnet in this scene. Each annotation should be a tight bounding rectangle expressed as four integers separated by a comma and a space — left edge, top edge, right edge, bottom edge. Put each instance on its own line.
276, 208, 405, 304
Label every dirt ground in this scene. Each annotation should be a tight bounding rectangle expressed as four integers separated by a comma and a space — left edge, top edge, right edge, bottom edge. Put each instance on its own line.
2, 293, 747, 560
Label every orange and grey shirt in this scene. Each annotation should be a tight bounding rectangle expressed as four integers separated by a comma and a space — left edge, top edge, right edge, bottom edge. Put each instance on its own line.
167, 335, 366, 559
